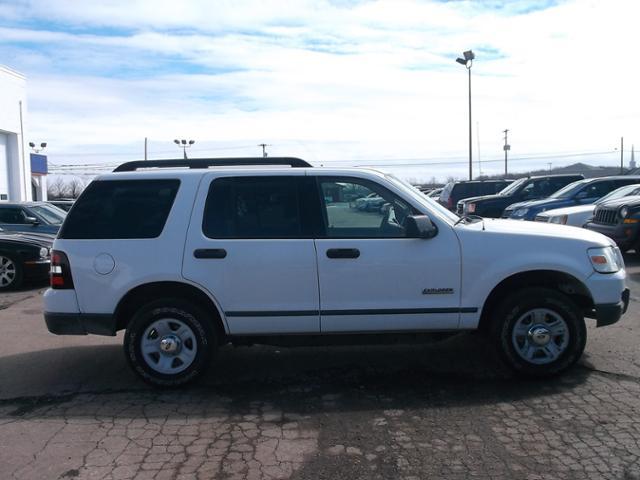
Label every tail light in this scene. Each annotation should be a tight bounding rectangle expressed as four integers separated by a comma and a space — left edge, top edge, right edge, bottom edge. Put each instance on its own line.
50, 250, 74, 289
447, 197, 453, 209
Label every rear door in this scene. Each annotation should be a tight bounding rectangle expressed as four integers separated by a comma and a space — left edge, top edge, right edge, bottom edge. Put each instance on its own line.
182, 173, 322, 335
313, 175, 462, 333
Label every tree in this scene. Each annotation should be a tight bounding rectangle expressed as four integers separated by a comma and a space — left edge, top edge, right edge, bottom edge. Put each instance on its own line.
47, 177, 67, 199
68, 178, 86, 198
46, 176, 87, 199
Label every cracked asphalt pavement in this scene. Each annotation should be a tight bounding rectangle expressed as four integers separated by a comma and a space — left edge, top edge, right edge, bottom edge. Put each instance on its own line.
2, 257, 640, 479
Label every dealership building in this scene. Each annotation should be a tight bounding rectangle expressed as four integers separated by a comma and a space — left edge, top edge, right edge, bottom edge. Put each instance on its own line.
0, 64, 47, 203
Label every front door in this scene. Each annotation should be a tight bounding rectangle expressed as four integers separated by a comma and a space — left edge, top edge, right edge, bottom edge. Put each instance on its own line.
314, 176, 463, 332
182, 173, 322, 335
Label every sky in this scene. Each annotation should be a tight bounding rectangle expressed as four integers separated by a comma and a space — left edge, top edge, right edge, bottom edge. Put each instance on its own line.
0, 0, 639, 182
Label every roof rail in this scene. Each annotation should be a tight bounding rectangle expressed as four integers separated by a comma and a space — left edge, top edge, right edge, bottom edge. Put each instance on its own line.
113, 157, 312, 172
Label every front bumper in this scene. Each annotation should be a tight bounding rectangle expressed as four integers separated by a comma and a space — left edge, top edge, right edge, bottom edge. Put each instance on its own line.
44, 312, 117, 336
586, 222, 640, 250
591, 288, 630, 327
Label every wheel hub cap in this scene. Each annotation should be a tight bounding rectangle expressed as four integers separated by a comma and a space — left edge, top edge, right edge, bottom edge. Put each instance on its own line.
529, 327, 551, 346
159, 335, 181, 355
511, 308, 570, 365
140, 318, 198, 375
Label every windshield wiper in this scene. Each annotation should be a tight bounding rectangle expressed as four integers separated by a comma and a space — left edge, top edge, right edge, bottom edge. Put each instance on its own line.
454, 214, 486, 230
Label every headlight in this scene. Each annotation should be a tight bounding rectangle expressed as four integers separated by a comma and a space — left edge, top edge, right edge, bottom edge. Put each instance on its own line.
620, 206, 629, 218
588, 246, 623, 273
514, 208, 529, 217
467, 203, 476, 213
550, 214, 568, 225
39, 247, 49, 259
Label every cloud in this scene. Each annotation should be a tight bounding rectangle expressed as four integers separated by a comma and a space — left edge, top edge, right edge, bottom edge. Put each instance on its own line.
1, 0, 639, 181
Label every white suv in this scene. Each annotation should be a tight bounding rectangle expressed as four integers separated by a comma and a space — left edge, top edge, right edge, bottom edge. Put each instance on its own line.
44, 158, 630, 386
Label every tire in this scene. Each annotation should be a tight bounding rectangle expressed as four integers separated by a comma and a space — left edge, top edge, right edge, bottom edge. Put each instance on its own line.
124, 299, 217, 387
490, 287, 586, 377
0, 254, 23, 291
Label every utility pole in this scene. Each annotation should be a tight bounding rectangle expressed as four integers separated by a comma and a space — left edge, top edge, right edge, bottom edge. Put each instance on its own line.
503, 129, 510, 175
620, 137, 624, 174
144, 137, 148, 161
547, 162, 552, 171
258, 143, 269, 158
477, 122, 482, 176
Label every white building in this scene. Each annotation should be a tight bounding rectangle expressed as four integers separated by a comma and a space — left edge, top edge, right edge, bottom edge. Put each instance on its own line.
0, 64, 46, 202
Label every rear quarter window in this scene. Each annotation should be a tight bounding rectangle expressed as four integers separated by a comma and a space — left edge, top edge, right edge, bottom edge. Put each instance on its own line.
59, 179, 180, 239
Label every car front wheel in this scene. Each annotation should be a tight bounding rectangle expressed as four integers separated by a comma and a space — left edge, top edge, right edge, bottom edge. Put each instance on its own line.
490, 287, 586, 377
124, 299, 216, 387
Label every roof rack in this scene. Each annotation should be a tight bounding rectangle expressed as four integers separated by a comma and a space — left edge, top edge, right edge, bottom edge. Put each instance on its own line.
113, 157, 312, 172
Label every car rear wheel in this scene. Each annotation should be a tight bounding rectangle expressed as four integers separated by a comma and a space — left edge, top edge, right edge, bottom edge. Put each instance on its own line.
124, 299, 216, 387
0, 254, 23, 291
490, 287, 586, 377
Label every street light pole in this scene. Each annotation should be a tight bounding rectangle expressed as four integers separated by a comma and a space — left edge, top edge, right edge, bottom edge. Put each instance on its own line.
174, 139, 195, 159
503, 129, 510, 175
456, 50, 475, 181
258, 143, 270, 158
467, 65, 472, 181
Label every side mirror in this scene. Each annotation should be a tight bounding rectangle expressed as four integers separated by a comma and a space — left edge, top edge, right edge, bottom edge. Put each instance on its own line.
405, 215, 438, 239
25, 216, 40, 225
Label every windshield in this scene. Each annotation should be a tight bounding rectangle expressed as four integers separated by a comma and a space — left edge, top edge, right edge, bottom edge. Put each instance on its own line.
29, 204, 66, 225
595, 184, 640, 204
498, 178, 526, 195
386, 174, 459, 223
548, 180, 588, 199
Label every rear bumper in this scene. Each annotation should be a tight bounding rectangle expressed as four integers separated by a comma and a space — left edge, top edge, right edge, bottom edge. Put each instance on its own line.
23, 260, 50, 280
592, 288, 630, 327
44, 312, 117, 336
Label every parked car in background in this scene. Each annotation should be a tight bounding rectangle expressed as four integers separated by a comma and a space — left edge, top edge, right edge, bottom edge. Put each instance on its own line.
535, 184, 640, 226
47, 200, 74, 212
423, 187, 443, 199
585, 195, 640, 252
439, 179, 512, 211
0, 228, 53, 290
505, 176, 640, 221
0, 202, 66, 235
458, 174, 584, 218
0, 202, 67, 235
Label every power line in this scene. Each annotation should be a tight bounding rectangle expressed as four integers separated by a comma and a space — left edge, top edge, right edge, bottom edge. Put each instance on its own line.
47, 149, 620, 174
47, 144, 259, 157
355, 150, 617, 168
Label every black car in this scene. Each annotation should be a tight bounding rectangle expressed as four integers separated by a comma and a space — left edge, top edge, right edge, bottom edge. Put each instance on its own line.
439, 179, 512, 211
585, 196, 640, 252
457, 174, 584, 218
0, 202, 67, 235
0, 229, 53, 290
47, 200, 74, 212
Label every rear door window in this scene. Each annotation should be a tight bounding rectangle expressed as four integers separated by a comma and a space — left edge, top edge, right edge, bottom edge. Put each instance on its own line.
581, 181, 613, 198
59, 179, 180, 239
202, 176, 321, 239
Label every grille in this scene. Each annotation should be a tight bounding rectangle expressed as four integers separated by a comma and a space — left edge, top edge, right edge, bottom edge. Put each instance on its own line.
593, 208, 618, 225
535, 215, 549, 223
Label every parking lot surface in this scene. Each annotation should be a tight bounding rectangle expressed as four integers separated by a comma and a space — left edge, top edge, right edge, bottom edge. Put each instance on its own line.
2, 258, 640, 479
